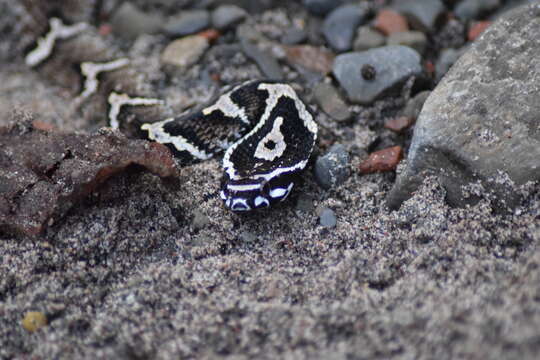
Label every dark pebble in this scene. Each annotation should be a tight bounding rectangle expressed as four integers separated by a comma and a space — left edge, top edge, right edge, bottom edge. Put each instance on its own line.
454, 0, 501, 21
323, 4, 368, 52
395, 0, 446, 32
211, 5, 247, 30
281, 28, 308, 45
163, 10, 210, 36
314, 144, 350, 190
303, 0, 344, 16
240, 38, 284, 80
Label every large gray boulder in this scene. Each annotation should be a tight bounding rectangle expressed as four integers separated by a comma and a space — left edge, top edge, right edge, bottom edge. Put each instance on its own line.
387, 4, 540, 210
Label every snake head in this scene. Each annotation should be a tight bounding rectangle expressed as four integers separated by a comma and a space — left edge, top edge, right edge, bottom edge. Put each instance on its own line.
220, 174, 294, 212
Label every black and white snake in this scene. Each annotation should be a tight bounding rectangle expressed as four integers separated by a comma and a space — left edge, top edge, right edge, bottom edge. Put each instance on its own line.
139, 81, 318, 212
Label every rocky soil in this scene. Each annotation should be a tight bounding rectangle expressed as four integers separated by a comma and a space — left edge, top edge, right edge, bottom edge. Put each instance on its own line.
1, 0, 539, 359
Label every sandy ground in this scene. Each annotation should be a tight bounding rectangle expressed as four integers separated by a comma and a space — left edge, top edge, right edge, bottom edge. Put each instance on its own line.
1, 1, 540, 359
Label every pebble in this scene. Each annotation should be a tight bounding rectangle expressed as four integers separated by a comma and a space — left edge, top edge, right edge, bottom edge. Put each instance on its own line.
359, 146, 403, 174
284, 45, 335, 75
312, 82, 351, 122
295, 194, 315, 213
435, 48, 462, 81
239, 231, 257, 243
468, 21, 492, 41
322, 4, 368, 52
22, 311, 48, 332
314, 144, 350, 190
353, 26, 386, 51
161, 35, 209, 68
386, 31, 427, 55
333, 45, 423, 105
319, 208, 337, 228
403, 91, 431, 120
454, 0, 501, 21
191, 209, 210, 230
395, 0, 446, 33
240, 38, 284, 80
374, 9, 409, 35
110, 2, 163, 38
384, 116, 414, 133
303, 0, 343, 16
163, 10, 210, 36
211, 4, 247, 30
281, 28, 308, 45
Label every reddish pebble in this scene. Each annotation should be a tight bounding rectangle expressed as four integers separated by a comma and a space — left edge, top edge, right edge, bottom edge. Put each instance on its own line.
384, 116, 414, 132
468, 21, 491, 41
425, 60, 435, 76
359, 146, 403, 174
374, 9, 409, 35
284, 45, 335, 75
32, 120, 55, 131
198, 29, 220, 42
98, 23, 112, 36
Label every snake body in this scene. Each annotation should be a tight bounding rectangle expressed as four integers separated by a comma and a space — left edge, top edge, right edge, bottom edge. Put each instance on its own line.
140, 81, 318, 211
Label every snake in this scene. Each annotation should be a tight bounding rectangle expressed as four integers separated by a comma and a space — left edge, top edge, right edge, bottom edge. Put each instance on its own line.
139, 80, 318, 212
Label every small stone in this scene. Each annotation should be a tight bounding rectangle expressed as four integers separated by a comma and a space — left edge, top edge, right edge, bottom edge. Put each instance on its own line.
384, 116, 414, 132
110, 2, 163, 38
374, 9, 409, 35
303, 0, 344, 16
192, 209, 210, 230
281, 28, 308, 45
333, 46, 423, 105
395, 0, 446, 33
211, 5, 247, 30
314, 144, 350, 190
163, 10, 210, 36
22, 311, 48, 332
284, 45, 335, 75
240, 39, 284, 80
435, 48, 463, 81
161, 35, 209, 68
403, 91, 431, 120
319, 208, 337, 228
361, 64, 376, 80
468, 21, 492, 41
295, 194, 315, 213
387, 31, 428, 54
353, 26, 386, 51
239, 231, 257, 243
454, 0, 501, 21
359, 146, 403, 174
323, 4, 368, 52
312, 82, 351, 122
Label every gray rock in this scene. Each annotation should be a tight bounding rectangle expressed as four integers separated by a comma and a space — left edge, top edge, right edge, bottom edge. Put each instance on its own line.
435, 47, 467, 81
395, 0, 446, 32
239, 231, 257, 243
312, 82, 351, 122
353, 26, 386, 52
163, 10, 210, 36
295, 194, 315, 213
281, 28, 308, 45
303, 0, 343, 16
386, 31, 428, 55
211, 5, 247, 30
240, 39, 284, 81
322, 4, 368, 52
110, 2, 163, 38
455, 0, 501, 21
333, 46, 423, 105
319, 208, 337, 228
314, 144, 350, 190
387, 4, 540, 210
403, 91, 431, 120
192, 209, 210, 230
161, 35, 209, 68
